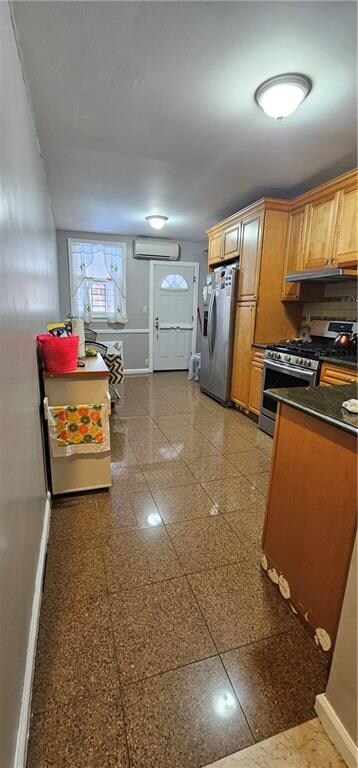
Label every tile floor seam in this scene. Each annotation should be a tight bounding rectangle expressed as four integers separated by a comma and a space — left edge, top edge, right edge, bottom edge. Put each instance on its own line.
216, 625, 302, 659
94, 495, 132, 768
183, 573, 221, 654
119, 651, 222, 689
223, 517, 264, 559
216, 656, 256, 747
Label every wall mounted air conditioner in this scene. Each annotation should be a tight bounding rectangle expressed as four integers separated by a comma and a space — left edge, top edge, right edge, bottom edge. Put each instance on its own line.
133, 239, 180, 261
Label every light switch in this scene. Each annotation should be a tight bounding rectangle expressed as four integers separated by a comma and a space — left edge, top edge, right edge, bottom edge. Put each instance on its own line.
143, 305, 148, 314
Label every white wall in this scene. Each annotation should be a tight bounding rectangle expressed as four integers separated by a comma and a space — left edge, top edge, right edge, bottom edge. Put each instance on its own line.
325, 536, 357, 745
56, 229, 207, 370
0, 5, 59, 766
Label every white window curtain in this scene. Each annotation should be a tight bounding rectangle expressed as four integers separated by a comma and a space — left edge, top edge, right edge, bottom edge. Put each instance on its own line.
69, 240, 127, 324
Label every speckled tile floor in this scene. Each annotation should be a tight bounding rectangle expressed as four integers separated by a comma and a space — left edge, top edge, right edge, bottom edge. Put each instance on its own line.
27, 372, 330, 768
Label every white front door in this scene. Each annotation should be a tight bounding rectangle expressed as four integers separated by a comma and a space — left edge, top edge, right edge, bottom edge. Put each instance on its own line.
152, 263, 196, 371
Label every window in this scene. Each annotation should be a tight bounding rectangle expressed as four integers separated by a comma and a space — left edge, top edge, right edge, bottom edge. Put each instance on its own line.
68, 239, 127, 323
160, 273, 189, 290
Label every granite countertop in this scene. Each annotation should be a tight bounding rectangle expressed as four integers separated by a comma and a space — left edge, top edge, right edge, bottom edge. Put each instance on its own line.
252, 342, 268, 349
266, 383, 358, 436
320, 355, 358, 370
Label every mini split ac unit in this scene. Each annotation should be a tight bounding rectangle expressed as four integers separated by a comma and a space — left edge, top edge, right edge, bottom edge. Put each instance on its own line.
133, 240, 180, 261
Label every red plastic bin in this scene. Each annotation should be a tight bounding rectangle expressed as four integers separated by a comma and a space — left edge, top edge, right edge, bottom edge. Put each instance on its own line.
37, 334, 79, 372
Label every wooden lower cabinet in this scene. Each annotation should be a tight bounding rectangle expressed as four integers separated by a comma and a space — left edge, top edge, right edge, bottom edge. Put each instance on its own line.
320, 362, 358, 386
248, 349, 264, 415
231, 302, 256, 408
262, 403, 357, 651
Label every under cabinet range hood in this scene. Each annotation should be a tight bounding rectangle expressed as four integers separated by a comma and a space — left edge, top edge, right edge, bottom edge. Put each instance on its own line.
285, 267, 357, 282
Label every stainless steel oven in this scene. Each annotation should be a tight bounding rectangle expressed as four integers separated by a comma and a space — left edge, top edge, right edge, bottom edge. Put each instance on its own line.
259, 352, 319, 436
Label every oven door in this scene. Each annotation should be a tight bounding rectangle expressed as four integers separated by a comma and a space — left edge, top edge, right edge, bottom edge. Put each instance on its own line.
259, 359, 318, 435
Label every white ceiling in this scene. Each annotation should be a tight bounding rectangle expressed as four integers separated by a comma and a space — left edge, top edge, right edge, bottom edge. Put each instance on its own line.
13, 1, 357, 241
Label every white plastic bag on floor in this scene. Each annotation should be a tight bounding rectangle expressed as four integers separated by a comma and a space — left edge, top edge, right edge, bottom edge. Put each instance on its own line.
188, 353, 201, 381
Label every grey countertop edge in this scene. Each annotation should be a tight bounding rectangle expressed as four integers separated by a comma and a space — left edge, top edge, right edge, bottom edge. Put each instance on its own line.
320, 355, 358, 370
252, 342, 268, 349
266, 387, 358, 436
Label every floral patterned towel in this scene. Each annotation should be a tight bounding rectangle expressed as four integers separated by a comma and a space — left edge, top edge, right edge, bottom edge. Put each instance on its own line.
48, 402, 110, 456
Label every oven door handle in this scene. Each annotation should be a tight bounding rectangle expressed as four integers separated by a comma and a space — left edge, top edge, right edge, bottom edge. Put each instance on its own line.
264, 359, 317, 381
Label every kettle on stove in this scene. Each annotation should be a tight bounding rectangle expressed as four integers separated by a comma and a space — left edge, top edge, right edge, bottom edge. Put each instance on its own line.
334, 331, 356, 349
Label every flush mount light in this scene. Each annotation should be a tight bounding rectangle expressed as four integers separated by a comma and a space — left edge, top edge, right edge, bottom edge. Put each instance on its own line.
255, 74, 312, 121
146, 215, 168, 230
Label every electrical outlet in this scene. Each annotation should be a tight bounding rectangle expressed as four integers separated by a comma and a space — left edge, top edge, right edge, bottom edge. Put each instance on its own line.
143, 305, 148, 314
145, 358, 149, 367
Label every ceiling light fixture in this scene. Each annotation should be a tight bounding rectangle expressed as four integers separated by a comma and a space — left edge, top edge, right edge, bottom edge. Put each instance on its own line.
255, 74, 312, 121
146, 215, 168, 230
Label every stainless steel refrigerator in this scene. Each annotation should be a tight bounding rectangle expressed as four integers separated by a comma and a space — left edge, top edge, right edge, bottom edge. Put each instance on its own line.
200, 264, 239, 405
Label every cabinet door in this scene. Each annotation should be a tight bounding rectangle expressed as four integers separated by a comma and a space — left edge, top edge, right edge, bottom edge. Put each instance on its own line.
208, 233, 223, 266
224, 224, 240, 260
249, 353, 264, 415
237, 214, 263, 301
332, 187, 358, 265
302, 194, 339, 270
281, 209, 305, 301
231, 302, 256, 408
319, 362, 358, 386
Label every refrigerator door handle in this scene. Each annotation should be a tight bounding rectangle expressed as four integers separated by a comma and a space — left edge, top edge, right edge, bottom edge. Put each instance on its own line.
207, 290, 214, 358
210, 291, 216, 357
43, 397, 49, 421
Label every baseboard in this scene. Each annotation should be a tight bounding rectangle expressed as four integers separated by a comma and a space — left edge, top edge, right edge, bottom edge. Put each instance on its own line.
315, 693, 358, 768
124, 368, 151, 375
14, 491, 51, 768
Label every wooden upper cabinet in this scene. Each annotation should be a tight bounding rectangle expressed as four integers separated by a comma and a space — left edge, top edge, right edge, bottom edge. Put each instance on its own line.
208, 233, 223, 266
224, 224, 241, 260
281, 209, 305, 301
231, 302, 256, 408
331, 187, 358, 265
302, 193, 340, 270
237, 213, 263, 301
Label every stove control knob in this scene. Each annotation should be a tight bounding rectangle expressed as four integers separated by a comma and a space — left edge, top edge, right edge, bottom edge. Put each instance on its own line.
299, 358, 303, 364
284, 354, 291, 362
306, 360, 311, 367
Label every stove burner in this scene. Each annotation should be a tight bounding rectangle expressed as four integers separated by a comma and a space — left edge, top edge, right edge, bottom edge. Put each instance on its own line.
268, 340, 357, 362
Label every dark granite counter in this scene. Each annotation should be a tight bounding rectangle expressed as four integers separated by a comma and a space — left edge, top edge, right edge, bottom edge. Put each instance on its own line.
320, 355, 358, 371
252, 342, 267, 349
266, 383, 358, 436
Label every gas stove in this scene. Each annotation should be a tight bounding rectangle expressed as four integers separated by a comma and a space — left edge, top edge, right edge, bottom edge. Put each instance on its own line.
265, 321, 357, 372
259, 320, 357, 437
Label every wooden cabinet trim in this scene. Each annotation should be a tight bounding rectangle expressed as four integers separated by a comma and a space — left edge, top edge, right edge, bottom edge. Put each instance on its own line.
291, 169, 358, 209
206, 198, 290, 238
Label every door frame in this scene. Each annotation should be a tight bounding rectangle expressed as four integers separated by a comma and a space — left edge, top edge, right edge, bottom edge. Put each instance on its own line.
149, 260, 199, 372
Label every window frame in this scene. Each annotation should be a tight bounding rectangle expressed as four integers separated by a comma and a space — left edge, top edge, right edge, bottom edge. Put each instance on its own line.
67, 237, 127, 321
160, 273, 190, 291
